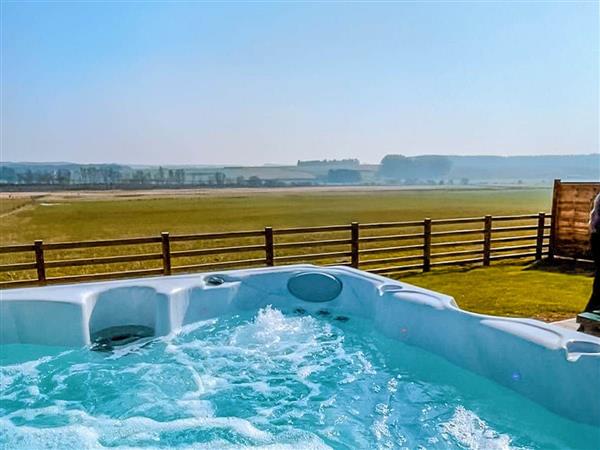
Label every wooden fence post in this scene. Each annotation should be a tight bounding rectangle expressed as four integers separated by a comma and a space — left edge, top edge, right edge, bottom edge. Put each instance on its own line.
548, 179, 561, 261
351, 222, 359, 268
265, 227, 274, 266
483, 215, 492, 266
34, 240, 46, 283
535, 212, 546, 261
423, 218, 431, 272
161, 232, 171, 275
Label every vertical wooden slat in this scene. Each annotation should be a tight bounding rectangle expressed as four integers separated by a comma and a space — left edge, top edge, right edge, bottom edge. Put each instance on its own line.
34, 240, 46, 283
483, 215, 492, 266
423, 218, 431, 272
265, 227, 274, 266
351, 222, 359, 268
535, 212, 546, 261
548, 179, 561, 260
161, 232, 171, 275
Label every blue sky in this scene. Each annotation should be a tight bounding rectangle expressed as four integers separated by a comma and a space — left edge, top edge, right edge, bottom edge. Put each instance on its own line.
1, 1, 598, 165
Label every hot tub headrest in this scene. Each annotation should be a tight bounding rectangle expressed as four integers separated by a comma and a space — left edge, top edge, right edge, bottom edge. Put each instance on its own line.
287, 272, 342, 303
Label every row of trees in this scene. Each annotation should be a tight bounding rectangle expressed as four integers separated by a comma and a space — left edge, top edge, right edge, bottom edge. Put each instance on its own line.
297, 158, 359, 168
1, 155, 454, 187
0, 167, 74, 185
130, 168, 186, 185
0, 166, 188, 186
0, 166, 315, 187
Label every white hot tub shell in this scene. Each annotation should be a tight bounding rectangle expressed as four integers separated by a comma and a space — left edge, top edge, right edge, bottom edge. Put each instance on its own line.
1, 265, 599, 427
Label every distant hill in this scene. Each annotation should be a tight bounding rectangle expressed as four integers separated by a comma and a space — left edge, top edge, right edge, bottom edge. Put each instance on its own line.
0, 154, 597, 189
446, 154, 599, 181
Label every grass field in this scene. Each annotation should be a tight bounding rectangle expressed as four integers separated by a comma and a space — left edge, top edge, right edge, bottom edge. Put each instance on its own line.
1, 187, 551, 242
0, 186, 593, 321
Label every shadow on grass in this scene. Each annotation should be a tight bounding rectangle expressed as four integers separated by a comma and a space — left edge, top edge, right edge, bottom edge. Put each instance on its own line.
524, 258, 594, 277
390, 259, 595, 279
385, 262, 521, 280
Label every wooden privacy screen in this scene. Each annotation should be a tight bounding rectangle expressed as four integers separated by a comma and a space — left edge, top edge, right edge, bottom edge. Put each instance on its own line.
550, 179, 600, 260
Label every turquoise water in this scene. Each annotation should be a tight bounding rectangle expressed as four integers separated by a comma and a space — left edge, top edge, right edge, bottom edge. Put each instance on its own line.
1, 306, 598, 449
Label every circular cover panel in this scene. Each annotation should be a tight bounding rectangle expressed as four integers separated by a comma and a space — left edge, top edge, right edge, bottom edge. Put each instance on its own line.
287, 272, 343, 303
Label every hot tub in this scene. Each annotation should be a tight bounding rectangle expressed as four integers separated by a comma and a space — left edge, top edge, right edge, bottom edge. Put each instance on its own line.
1, 265, 599, 449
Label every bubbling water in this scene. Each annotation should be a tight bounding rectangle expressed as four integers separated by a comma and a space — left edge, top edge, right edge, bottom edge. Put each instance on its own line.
0, 306, 596, 449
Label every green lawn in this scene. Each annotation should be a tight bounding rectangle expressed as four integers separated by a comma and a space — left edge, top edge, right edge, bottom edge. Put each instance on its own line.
399, 261, 592, 322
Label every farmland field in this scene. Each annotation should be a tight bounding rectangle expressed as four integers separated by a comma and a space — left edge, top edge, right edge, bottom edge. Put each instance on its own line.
0, 186, 552, 242
0, 186, 593, 321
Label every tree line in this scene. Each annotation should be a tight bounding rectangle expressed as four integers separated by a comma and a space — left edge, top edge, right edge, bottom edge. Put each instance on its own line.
0, 156, 456, 187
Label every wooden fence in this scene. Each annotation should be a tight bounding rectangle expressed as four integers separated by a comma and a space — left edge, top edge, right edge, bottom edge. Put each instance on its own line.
0, 213, 551, 289
550, 179, 600, 261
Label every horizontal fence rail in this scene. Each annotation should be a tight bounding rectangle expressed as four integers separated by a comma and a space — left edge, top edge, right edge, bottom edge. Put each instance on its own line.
0, 212, 552, 288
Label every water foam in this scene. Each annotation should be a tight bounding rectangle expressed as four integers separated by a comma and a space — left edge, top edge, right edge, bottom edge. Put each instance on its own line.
0, 306, 589, 449
440, 406, 522, 450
